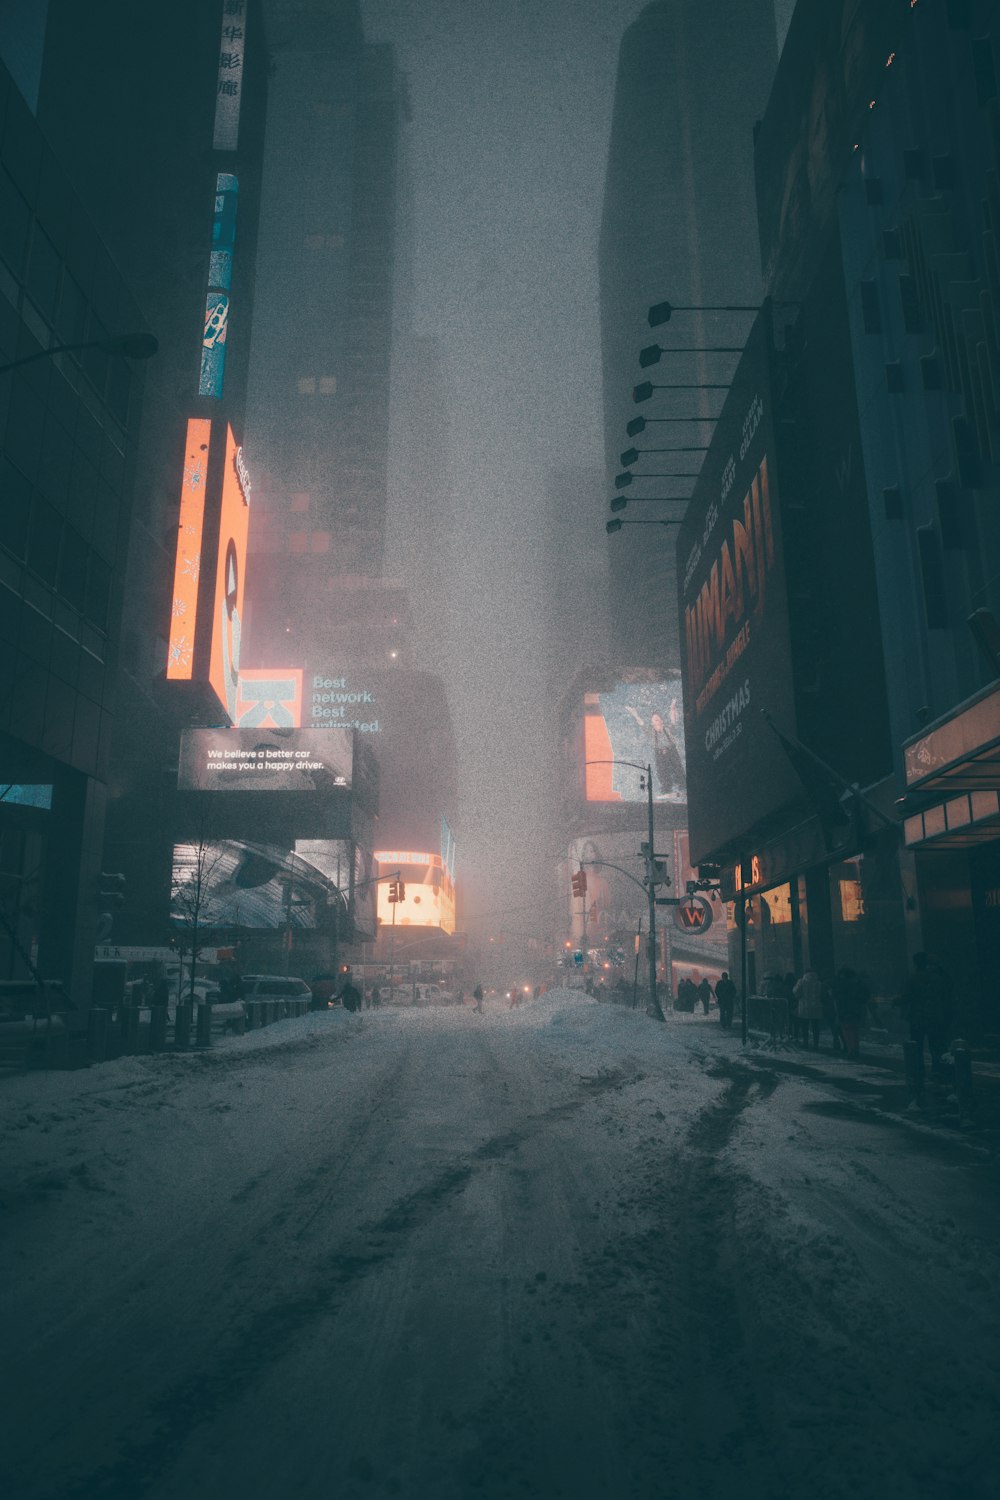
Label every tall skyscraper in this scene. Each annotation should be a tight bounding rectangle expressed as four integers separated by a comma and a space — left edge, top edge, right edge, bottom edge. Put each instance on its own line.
599, 0, 777, 668
38, 0, 269, 942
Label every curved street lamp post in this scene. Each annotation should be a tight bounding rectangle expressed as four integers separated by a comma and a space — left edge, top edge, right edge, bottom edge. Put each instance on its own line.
583, 759, 669, 1022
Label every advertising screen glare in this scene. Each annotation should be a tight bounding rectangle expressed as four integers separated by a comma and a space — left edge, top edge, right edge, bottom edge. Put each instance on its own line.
583, 674, 685, 804
178, 727, 352, 793
166, 419, 212, 679
199, 174, 238, 398
170, 839, 347, 932
374, 851, 456, 935
208, 426, 250, 722
678, 308, 798, 863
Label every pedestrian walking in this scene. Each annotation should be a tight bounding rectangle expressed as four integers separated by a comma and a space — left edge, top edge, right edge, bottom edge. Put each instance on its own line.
339, 977, 362, 1014
793, 968, 824, 1048
697, 978, 712, 1015
714, 971, 736, 1029
473, 983, 484, 1013
833, 967, 868, 1059
898, 953, 953, 1096
821, 969, 844, 1052
371, 984, 382, 1009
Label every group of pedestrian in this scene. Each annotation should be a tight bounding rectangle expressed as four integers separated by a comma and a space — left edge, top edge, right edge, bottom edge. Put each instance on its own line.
780, 967, 869, 1056
674, 977, 713, 1013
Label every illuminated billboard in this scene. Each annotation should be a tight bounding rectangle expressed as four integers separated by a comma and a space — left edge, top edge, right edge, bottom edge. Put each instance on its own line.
208, 425, 250, 722
170, 839, 344, 931
584, 674, 686, 804
677, 307, 797, 863
166, 419, 212, 679
199, 173, 238, 398
235, 669, 304, 728
308, 671, 381, 733
178, 727, 352, 793
374, 851, 457, 935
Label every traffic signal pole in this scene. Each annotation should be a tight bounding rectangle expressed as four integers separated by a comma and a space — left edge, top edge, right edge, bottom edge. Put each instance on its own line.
644, 764, 666, 1022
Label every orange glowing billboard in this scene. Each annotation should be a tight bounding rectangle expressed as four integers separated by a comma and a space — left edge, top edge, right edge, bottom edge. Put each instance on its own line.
209, 425, 250, 722
166, 419, 212, 679
374, 851, 457, 935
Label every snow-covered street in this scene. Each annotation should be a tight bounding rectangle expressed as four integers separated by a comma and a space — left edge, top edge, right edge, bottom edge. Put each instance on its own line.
2, 989, 999, 1500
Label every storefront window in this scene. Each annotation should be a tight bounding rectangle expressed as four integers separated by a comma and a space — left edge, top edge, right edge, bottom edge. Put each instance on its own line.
828, 833, 908, 1006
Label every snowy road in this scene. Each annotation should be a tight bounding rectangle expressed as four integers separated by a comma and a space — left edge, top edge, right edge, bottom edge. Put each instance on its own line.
2, 991, 999, 1500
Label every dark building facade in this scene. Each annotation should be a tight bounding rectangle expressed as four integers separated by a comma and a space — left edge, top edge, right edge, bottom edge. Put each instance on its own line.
0, 56, 150, 1001
599, 0, 777, 668
38, 0, 269, 948
243, 3, 459, 918
678, 0, 1000, 1033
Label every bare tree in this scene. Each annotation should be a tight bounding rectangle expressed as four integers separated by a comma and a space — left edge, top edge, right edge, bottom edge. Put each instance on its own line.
170, 833, 225, 1008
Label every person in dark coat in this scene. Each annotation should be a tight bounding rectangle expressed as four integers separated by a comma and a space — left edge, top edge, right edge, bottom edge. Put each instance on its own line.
900, 953, 953, 1093
697, 978, 712, 1014
834, 967, 868, 1059
473, 983, 484, 1014
339, 978, 362, 1014
714, 971, 737, 1029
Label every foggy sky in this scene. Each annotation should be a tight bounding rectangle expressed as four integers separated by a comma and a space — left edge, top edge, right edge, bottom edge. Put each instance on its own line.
364, 0, 791, 943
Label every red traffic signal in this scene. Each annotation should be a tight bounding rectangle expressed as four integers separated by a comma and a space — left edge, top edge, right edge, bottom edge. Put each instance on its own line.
388, 880, 399, 903
571, 869, 587, 899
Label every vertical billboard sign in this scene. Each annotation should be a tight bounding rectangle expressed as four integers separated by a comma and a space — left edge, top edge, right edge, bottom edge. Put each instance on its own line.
235, 668, 304, 728
583, 674, 686, 804
200, 173, 238, 399
678, 307, 797, 864
208, 426, 250, 721
212, 0, 246, 151
167, 419, 213, 679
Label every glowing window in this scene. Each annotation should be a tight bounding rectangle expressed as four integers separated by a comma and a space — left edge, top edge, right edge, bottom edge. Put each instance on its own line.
319, 376, 337, 395
304, 234, 324, 249
311, 532, 330, 553
290, 493, 310, 513
297, 377, 316, 395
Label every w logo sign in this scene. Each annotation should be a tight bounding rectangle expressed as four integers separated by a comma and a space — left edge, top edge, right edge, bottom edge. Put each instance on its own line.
674, 897, 713, 934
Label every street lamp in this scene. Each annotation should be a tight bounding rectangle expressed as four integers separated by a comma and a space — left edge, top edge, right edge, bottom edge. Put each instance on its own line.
0, 330, 159, 375
639, 342, 743, 367
609, 495, 690, 513
627, 415, 718, 437
615, 470, 700, 488
634, 380, 731, 403
583, 759, 667, 1022
606, 517, 682, 531
648, 300, 759, 327
621, 446, 708, 466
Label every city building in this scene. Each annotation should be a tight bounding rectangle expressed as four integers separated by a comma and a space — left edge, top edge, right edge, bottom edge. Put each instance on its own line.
599, 0, 776, 667
37, 0, 270, 951
0, 55, 151, 1001
679, 0, 1000, 1034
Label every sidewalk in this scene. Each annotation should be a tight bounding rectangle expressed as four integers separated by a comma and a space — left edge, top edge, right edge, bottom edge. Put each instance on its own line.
739, 1019, 1000, 1138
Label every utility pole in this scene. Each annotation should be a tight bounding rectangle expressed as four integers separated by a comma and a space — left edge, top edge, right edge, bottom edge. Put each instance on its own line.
642, 763, 666, 1022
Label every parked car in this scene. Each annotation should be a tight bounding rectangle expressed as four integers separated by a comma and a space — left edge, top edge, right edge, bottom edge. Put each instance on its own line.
241, 975, 313, 1016
198, 989, 248, 1034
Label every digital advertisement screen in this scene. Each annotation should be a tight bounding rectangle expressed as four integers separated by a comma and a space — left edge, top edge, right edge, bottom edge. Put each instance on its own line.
374, 852, 456, 935
235, 668, 304, 728
199, 173, 239, 398
178, 727, 352, 793
583, 674, 686, 804
166, 419, 212, 680
677, 308, 798, 864
208, 425, 250, 723
170, 840, 341, 931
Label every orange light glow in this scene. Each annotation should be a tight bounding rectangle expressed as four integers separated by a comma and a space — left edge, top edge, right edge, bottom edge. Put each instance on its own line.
167, 419, 212, 679
208, 425, 250, 721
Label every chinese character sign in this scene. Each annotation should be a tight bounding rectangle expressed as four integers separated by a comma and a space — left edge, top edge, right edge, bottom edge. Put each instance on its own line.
213, 0, 246, 150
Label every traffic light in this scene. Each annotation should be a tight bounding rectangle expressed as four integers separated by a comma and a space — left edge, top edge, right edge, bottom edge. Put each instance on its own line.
398, 880, 405, 901
571, 869, 587, 899
96, 872, 126, 941
388, 880, 399, 903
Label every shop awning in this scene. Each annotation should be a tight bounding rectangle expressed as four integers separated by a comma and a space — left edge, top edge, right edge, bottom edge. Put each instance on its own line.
903, 682, 1000, 794
903, 789, 1000, 849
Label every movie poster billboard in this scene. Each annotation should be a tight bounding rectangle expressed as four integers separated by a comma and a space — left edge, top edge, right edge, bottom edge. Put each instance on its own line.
583, 672, 686, 804
677, 308, 798, 864
178, 727, 352, 794
208, 425, 250, 723
567, 831, 648, 944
